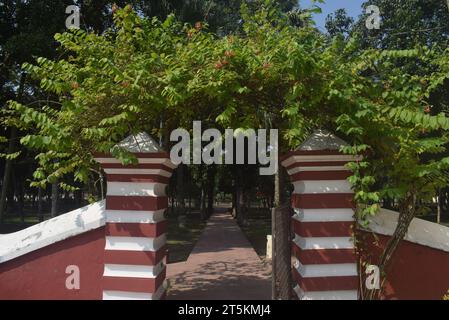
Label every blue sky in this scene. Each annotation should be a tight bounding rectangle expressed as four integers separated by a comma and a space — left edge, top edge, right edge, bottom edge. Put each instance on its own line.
300, 0, 366, 32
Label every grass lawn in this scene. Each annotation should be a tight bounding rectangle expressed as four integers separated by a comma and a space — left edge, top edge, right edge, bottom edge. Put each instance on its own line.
0, 202, 85, 234
239, 207, 271, 260
0, 215, 51, 234
166, 211, 207, 263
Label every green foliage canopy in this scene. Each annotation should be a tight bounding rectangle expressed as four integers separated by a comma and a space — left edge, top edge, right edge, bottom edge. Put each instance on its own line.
5, 2, 449, 224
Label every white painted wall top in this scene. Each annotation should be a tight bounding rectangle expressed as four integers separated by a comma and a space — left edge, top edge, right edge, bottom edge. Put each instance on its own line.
297, 129, 349, 151
116, 132, 163, 153
2, 199, 447, 264
365, 208, 449, 253
0, 201, 106, 264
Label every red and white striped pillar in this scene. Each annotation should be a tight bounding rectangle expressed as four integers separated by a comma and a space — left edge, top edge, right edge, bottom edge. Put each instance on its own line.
94, 133, 176, 300
281, 130, 360, 300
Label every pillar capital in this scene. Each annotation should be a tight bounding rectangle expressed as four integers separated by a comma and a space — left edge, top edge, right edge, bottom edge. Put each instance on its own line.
281, 129, 361, 169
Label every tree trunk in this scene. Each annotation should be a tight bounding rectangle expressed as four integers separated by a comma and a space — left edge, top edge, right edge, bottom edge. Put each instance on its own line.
367, 193, 417, 300
437, 190, 441, 224
170, 194, 175, 215
176, 164, 185, 216
197, 164, 207, 220
19, 178, 25, 225
206, 166, 216, 217
0, 133, 16, 224
38, 187, 44, 222
99, 172, 105, 200
272, 159, 289, 299
200, 185, 207, 220
441, 189, 447, 218
51, 181, 58, 217
271, 207, 277, 300
273, 159, 285, 207
233, 166, 247, 223
231, 183, 237, 218
188, 189, 192, 214
0, 73, 26, 224
74, 189, 82, 207
274, 171, 280, 208
236, 183, 246, 224
0, 127, 18, 224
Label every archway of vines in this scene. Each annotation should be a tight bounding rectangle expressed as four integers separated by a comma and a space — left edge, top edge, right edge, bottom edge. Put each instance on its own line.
4, 2, 449, 299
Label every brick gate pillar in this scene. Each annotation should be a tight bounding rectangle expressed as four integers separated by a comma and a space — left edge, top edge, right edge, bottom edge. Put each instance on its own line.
281, 130, 360, 300
94, 132, 176, 300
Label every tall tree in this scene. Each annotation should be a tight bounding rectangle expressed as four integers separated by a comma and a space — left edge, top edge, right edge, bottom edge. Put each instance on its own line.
352, 0, 449, 49
325, 0, 449, 298
325, 8, 354, 38
0, 0, 301, 225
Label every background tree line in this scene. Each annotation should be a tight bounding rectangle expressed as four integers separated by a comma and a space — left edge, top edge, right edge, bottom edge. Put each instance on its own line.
1, 0, 448, 237
0, 0, 299, 229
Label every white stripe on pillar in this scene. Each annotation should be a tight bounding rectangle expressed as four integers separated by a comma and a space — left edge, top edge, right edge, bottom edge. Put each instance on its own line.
293, 235, 355, 250
105, 209, 166, 223
106, 182, 167, 197
105, 234, 166, 251
103, 168, 172, 177
104, 262, 165, 278
103, 281, 167, 300
281, 155, 361, 167
293, 208, 354, 222
287, 166, 348, 175
293, 259, 357, 278
294, 285, 358, 300
293, 180, 353, 194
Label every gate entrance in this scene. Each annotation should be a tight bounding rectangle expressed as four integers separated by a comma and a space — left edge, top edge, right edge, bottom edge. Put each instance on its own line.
93, 129, 358, 300
0, 130, 360, 300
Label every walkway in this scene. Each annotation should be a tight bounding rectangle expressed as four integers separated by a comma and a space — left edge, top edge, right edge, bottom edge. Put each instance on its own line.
167, 209, 272, 300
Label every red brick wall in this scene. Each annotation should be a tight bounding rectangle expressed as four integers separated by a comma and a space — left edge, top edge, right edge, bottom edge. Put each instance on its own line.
362, 232, 449, 300
0, 227, 105, 300
2, 224, 448, 300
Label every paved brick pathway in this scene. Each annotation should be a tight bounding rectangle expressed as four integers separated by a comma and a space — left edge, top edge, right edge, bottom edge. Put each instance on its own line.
167, 209, 272, 300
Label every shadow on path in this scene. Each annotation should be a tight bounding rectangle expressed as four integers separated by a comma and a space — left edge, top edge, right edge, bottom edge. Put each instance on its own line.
167, 209, 272, 300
